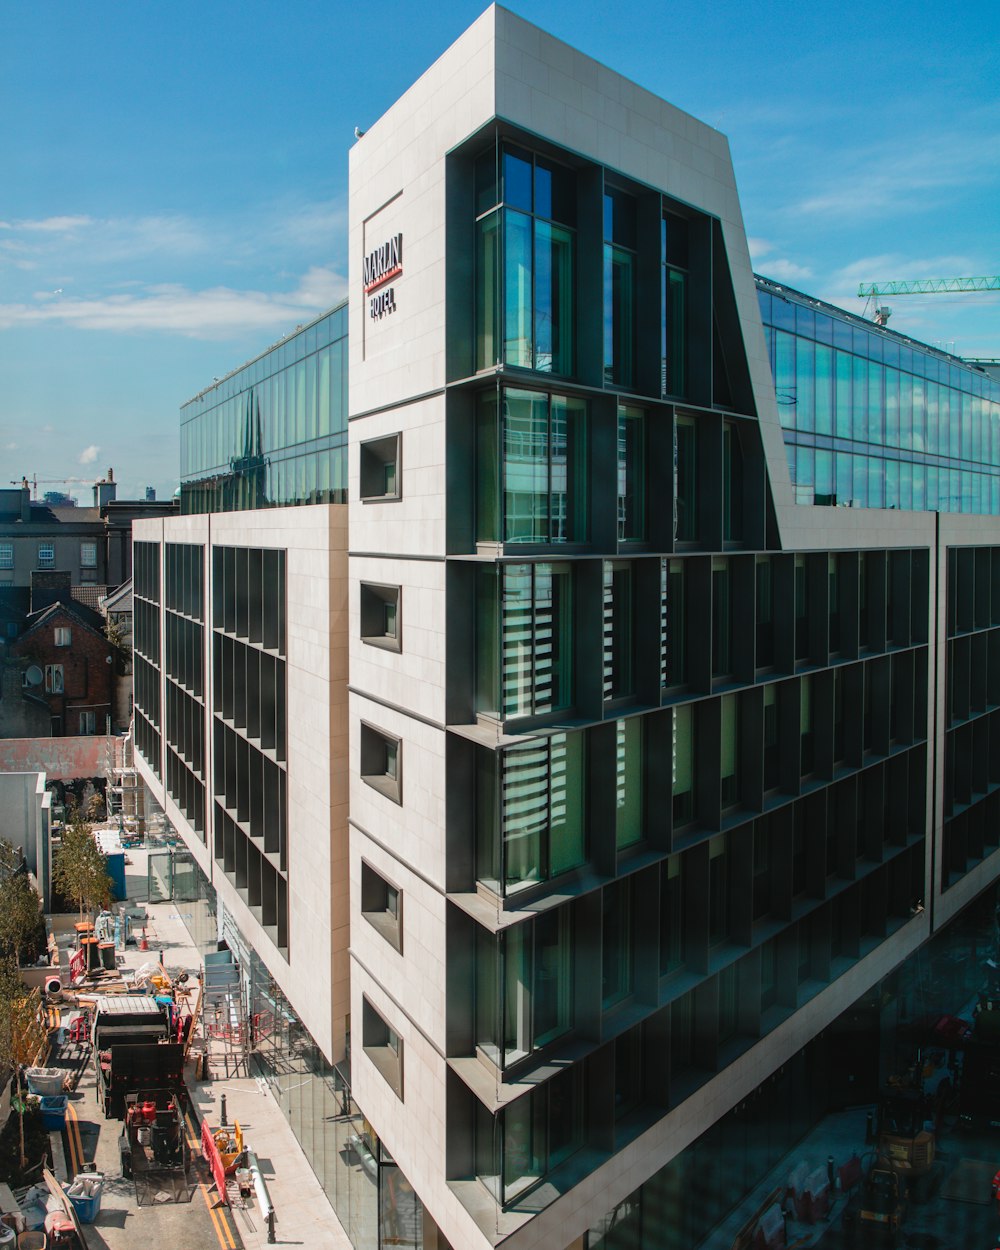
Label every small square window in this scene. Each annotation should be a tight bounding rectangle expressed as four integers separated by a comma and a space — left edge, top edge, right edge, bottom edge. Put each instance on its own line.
37, 543, 55, 569
360, 722, 402, 804
361, 860, 403, 952
54, 626, 72, 647
79, 710, 96, 735
360, 583, 401, 652
80, 541, 97, 569
360, 433, 402, 502
362, 997, 403, 1099
0, 543, 13, 570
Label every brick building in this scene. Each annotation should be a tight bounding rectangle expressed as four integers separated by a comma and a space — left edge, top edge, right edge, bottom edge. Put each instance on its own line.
6, 598, 113, 737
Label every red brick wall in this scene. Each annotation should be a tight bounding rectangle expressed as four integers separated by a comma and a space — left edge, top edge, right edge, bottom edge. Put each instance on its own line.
10, 606, 113, 735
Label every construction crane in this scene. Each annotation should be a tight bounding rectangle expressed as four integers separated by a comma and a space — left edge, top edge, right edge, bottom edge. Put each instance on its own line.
9, 474, 97, 501
858, 276, 1000, 325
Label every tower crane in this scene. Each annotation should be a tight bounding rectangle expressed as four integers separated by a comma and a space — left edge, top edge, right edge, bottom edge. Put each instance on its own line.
9, 474, 97, 501
858, 276, 1000, 325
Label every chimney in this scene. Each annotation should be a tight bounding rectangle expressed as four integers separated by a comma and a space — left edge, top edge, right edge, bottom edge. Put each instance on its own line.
93, 468, 118, 509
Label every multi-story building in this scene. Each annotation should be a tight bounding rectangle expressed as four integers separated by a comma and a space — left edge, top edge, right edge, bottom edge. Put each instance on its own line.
132, 9, 1000, 1250
0, 473, 177, 596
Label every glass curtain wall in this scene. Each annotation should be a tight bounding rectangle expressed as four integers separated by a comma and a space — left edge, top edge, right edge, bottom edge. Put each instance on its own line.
475, 733, 586, 891
475, 143, 576, 376
476, 389, 588, 544
476, 563, 574, 720
758, 280, 1000, 514
475, 907, 573, 1068
179, 304, 348, 513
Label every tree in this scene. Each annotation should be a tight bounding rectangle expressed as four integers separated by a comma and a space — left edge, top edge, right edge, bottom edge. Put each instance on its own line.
0, 873, 43, 968
0, 959, 44, 1172
53, 810, 113, 922
104, 616, 131, 660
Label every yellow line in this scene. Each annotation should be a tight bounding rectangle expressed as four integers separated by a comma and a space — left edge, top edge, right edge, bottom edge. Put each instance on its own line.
200, 1180, 236, 1250
188, 1109, 236, 1249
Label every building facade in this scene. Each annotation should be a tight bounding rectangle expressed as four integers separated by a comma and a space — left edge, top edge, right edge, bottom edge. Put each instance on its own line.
132, 9, 1000, 1250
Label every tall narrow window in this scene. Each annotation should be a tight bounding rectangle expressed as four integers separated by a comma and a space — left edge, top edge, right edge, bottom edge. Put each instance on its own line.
487, 389, 588, 545
722, 421, 743, 542
662, 212, 689, 396
499, 733, 585, 890
829, 555, 841, 653
675, 416, 697, 541
672, 703, 694, 825
666, 559, 687, 686
604, 188, 636, 386
795, 555, 809, 661
753, 819, 771, 921
720, 693, 739, 809
497, 563, 574, 720
617, 405, 645, 540
533, 907, 572, 1048
756, 557, 774, 668
712, 558, 732, 677
659, 857, 683, 974
708, 833, 729, 945
603, 563, 634, 701
615, 718, 644, 849
602, 879, 634, 1008
800, 676, 814, 775
476, 145, 576, 377
763, 684, 779, 790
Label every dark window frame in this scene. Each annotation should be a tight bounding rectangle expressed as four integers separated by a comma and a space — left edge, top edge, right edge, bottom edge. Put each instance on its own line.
360, 582, 402, 652
360, 721, 403, 804
360, 433, 402, 502
361, 860, 403, 952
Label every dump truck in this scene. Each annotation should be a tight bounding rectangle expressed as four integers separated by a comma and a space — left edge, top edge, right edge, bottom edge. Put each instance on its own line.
91, 995, 185, 1119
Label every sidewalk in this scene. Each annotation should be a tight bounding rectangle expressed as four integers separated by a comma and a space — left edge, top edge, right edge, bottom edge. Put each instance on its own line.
111, 852, 353, 1250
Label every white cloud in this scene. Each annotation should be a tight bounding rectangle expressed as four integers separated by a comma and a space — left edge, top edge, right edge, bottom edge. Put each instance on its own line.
786, 126, 1000, 222
0, 266, 348, 338
747, 238, 773, 263
0, 215, 94, 233
4, 442, 17, 452
78, 445, 100, 465
758, 258, 813, 284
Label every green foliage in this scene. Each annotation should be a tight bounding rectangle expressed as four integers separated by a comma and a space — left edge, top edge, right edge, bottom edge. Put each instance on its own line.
0, 872, 43, 966
53, 808, 112, 921
104, 615, 131, 658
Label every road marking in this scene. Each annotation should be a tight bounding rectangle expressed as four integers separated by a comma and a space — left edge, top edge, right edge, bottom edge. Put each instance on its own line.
188, 1109, 237, 1249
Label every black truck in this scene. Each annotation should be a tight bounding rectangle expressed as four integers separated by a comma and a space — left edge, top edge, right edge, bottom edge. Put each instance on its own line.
91, 995, 185, 1119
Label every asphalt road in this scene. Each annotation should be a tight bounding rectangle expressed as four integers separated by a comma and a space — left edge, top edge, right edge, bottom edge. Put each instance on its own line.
45, 1017, 244, 1250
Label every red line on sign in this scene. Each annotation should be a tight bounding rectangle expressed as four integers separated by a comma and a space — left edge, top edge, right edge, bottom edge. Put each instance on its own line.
364, 264, 403, 294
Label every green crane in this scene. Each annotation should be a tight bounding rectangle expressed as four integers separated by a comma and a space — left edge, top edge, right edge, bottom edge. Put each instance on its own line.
858, 276, 1000, 325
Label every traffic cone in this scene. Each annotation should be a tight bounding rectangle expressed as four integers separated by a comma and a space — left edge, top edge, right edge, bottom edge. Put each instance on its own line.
139, 927, 149, 952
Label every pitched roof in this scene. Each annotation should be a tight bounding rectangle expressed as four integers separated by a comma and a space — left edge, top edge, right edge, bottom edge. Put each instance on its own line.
22, 598, 107, 640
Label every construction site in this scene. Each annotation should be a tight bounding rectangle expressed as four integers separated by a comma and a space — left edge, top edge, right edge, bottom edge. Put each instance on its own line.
0, 843, 352, 1250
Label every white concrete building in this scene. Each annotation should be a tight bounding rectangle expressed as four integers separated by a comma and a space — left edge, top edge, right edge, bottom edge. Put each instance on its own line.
133, 9, 1000, 1249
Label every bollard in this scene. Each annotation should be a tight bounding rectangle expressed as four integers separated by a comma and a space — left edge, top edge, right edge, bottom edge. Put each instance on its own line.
827, 1155, 835, 1188
865, 1110, 874, 1143
221, 1093, 228, 1127
267, 1210, 276, 1244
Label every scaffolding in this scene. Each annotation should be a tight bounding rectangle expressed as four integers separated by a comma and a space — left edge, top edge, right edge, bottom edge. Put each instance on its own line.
105, 728, 144, 833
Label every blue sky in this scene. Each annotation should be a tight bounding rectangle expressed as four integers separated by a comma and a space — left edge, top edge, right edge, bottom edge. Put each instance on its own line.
2, 0, 998, 502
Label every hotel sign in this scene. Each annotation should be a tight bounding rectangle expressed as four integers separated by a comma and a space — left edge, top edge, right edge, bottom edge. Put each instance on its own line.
364, 233, 402, 320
